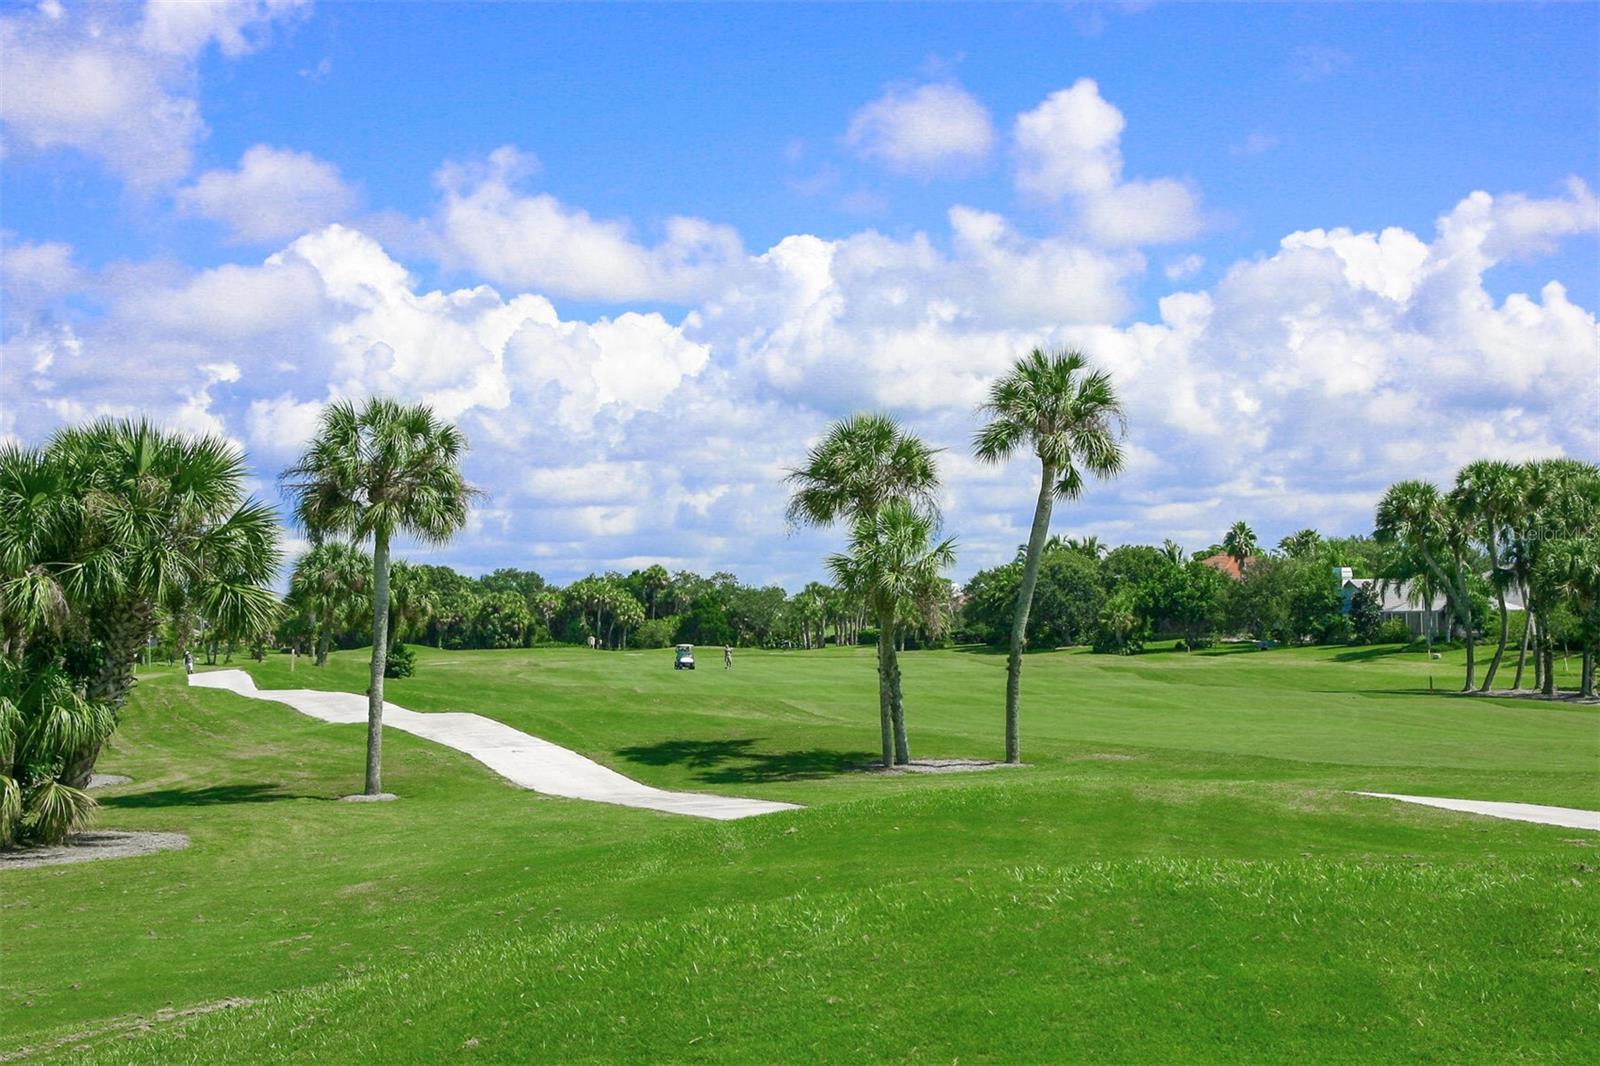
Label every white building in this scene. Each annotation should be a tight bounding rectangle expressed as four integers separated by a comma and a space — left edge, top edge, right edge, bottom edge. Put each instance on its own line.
1335, 568, 1522, 639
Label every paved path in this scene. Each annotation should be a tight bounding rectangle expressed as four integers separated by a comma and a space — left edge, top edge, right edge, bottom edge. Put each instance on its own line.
190, 670, 800, 821
1354, 792, 1600, 832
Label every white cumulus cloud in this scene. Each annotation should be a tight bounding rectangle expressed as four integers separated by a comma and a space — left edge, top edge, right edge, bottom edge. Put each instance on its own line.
177, 145, 359, 243
845, 82, 995, 175
0, 0, 309, 187
1013, 78, 1203, 246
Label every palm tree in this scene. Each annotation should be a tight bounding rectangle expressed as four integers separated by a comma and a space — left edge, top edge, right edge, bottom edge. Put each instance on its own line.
1161, 538, 1186, 565
640, 564, 671, 620
786, 412, 942, 529
1277, 528, 1322, 560
1, 422, 280, 786
1453, 461, 1522, 691
828, 500, 957, 766
973, 349, 1124, 764
1222, 521, 1258, 573
1376, 480, 1478, 690
787, 413, 943, 754
282, 399, 476, 797
386, 560, 436, 646
1064, 535, 1106, 560
0, 661, 117, 848
288, 542, 371, 666
1537, 536, 1599, 697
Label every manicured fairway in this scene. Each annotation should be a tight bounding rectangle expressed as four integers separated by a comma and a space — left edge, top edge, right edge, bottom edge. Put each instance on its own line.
2, 644, 1596, 1062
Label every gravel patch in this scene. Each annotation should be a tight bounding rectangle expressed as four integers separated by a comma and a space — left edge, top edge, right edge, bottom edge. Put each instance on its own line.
854, 758, 1022, 775
0, 831, 189, 870
87, 774, 132, 790
339, 792, 399, 803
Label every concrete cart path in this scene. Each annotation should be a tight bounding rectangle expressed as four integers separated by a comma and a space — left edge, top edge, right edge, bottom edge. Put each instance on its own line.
1354, 792, 1600, 832
189, 670, 800, 821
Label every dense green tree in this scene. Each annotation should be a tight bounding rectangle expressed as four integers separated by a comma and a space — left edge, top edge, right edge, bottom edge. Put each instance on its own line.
283, 399, 476, 797
1349, 585, 1383, 643
0, 423, 279, 789
1172, 559, 1229, 648
974, 348, 1124, 763
471, 591, 534, 649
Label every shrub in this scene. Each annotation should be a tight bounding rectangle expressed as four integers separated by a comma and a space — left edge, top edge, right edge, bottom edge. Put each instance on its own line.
384, 643, 416, 679
633, 616, 680, 649
1375, 619, 1413, 645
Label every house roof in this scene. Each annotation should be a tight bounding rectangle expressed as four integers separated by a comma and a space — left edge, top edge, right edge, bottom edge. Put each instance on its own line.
1198, 553, 1253, 580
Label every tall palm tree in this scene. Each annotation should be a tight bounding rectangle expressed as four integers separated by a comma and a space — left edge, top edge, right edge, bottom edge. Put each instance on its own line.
1453, 460, 1522, 691
1222, 521, 1258, 573
640, 564, 671, 620
282, 399, 476, 797
1376, 480, 1478, 690
1537, 536, 1599, 697
788, 413, 943, 755
828, 500, 957, 766
973, 349, 1124, 764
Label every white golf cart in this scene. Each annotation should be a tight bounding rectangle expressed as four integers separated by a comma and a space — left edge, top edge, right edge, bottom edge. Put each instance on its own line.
674, 644, 696, 670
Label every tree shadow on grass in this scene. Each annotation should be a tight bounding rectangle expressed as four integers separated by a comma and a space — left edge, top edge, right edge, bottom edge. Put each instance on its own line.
614, 738, 875, 785
101, 783, 312, 809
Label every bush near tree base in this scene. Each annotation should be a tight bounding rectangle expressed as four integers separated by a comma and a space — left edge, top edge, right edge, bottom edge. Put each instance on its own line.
1374, 619, 1414, 645
384, 643, 416, 679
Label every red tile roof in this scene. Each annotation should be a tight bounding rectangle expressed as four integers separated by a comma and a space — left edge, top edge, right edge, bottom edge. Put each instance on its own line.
1198, 553, 1255, 580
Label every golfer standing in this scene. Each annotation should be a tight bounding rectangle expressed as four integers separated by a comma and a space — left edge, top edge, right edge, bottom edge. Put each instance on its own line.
183, 650, 194, 676
723, 644, 733, 670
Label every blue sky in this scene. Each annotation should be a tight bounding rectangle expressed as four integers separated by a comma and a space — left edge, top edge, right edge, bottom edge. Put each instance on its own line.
3, 1, 1597, 587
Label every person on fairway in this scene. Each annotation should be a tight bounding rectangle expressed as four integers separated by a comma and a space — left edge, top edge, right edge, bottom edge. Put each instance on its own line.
183, 650, 194, 676
724, 644, 733, 670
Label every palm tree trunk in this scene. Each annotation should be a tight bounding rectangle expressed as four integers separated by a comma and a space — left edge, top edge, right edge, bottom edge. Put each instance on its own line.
1005, 463, 1056, 764
875, 629, 893, 767
365, 531, 392, 796
1480, 586, 1508, 692
883, 618, 909, 765
316, 604, 332, 667
1513, 591, 1532, 689
64, 595, 154, 787
1539, 623, 1555, 696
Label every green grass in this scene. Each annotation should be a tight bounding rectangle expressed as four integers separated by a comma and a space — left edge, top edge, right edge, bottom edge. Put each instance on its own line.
2, 643, 1596, 1062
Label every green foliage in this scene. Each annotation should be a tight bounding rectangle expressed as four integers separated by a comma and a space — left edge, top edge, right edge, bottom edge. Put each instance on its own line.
383, 643, 416, 679
1374, 619, 1414, 645
677, 594, 735, 647
0, 661, 116, 847
632, 616, 680, 649
1092, 588, 1145, 654
1349, 585, 1384, 643
471, 591, 533, 650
